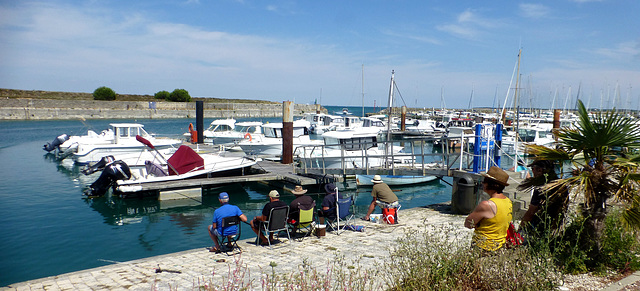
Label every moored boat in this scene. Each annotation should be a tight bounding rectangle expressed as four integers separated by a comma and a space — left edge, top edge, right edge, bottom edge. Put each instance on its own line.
355, 174, 438, 186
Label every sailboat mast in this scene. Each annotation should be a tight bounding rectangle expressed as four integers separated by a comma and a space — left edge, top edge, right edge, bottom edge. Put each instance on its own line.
362, 64, 365, 118
386, 70, 395, 143
384, 70, 395, 167
513, 48, 522, 163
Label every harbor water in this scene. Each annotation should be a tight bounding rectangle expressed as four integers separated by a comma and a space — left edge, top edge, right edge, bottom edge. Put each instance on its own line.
0, 112, 453, 286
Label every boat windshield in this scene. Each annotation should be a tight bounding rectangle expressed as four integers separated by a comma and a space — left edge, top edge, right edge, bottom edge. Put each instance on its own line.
264, 127, 307, 138
324, 136, 377, 150
209, 124, 233, 132
235, 125, 260, 134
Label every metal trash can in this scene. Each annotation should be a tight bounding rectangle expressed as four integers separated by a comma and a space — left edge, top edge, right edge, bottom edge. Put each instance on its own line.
451, 175, 477, 214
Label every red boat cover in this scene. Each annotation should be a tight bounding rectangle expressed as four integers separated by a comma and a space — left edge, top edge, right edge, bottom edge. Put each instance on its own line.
167, 145, 204, 175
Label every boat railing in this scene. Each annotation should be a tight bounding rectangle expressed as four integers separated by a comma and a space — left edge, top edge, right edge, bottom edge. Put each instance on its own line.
294, 134, 475, 176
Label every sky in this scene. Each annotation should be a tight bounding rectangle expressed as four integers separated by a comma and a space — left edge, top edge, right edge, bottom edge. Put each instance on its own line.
1, 0, 639, 110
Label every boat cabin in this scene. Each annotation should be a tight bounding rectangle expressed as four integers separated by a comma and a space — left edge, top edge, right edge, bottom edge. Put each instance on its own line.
322, 131, 378, 151
206, 119, 236, 133
111, 123, 152, 144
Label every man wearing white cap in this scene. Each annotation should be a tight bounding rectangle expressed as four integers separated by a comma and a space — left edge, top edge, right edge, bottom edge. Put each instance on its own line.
250, 190, 287, 245
361, 175, 398, 222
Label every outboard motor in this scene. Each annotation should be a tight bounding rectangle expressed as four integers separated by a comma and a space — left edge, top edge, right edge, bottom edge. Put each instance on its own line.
84, 160, 131, 197
82, 155, 116, 175
43, 134, 69, 152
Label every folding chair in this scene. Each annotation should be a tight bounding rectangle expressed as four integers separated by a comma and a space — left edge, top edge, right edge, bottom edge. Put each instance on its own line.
218, 216, 242, 255
288, 204, 315, 241
327, 196, 355, 235
258, 206, 291, 249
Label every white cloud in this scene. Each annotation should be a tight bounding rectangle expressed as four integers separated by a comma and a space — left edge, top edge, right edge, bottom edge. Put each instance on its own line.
519, 3, 550, 19
436, 9, 500, 40
593, 41, 640, 60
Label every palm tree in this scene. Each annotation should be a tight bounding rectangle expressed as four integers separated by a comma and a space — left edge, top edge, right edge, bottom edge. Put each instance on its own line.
526, 100, 640, 260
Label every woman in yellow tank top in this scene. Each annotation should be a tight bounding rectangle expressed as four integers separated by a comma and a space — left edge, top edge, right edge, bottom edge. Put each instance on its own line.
464, 166, 513, 252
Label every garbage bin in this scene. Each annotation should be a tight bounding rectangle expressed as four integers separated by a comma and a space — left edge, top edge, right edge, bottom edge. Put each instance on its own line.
451, 175, 477, 214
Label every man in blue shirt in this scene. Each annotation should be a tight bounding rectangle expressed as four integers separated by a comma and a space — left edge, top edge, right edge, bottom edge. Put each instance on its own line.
208, 192, 247, 253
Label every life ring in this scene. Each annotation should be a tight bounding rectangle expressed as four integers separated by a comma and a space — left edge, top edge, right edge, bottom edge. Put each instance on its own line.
244, 132, 252, 141
188, 123, 197, 143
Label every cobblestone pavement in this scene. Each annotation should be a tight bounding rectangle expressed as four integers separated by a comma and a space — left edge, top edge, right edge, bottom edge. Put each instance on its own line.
5, 207, 469, 290
5, 187, 639, 290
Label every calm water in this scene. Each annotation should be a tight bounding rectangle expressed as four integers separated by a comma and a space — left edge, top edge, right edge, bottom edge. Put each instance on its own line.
0, 117, 452, 286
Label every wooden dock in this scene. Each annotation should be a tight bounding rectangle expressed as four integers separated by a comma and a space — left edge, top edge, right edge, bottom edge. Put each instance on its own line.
117, 160, 320, 194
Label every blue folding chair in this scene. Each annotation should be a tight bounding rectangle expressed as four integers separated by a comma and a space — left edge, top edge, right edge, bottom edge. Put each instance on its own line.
327, 196, 355, 235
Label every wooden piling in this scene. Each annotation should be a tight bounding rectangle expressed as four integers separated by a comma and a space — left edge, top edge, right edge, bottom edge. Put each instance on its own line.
282, 101, 294, 164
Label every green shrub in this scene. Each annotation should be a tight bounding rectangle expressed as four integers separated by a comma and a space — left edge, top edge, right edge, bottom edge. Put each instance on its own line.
602, 209, 640, 272
93, 86, 116, 100
154, 90, 169, 100
527, 208, 640, 275
168, 88, 191, 102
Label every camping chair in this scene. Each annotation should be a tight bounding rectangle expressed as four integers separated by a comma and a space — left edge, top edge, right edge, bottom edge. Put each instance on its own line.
218, 216, 242, 255
327, 196, 355, 235
288, 204, 316, 241
257, 206, 291, 249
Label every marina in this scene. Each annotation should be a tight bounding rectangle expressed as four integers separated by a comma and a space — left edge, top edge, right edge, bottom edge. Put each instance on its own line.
2, 104, 638, 288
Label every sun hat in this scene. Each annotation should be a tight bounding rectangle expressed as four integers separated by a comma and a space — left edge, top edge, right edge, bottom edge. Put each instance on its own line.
481, 166, 510, 186
218, 192, 229, 200
268, 190, 280, 198
371, 175, 383, 184
292, 185, 307, 195
324, 183, 336, 194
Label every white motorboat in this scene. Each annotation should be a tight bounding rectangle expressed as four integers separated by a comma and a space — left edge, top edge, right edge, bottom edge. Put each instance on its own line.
295, 129, 409, 169
236, 120, 322, 157
501, 122, 556, 155
44, 128, 115, 158
82, 143, 258, 196
115, 145, 258, 193
68, 123, 182, 165
185, 119, 263, 145
355, 174, 438, 186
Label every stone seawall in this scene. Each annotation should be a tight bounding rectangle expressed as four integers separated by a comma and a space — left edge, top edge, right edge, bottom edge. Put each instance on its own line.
0, 99, 322, 120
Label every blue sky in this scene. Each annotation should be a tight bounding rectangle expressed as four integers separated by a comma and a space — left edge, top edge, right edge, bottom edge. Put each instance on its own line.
1, 0, 638, 109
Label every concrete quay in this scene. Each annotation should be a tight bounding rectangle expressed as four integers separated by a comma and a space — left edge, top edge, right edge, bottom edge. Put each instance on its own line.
5, 204, 638, 290
4, 207, 471, 290
4, 171, 639, 290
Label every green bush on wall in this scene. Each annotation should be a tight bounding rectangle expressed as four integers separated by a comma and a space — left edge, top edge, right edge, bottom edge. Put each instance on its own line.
154, 90, 170, 100
93, 86, 116, 100
168, 89, 191, 102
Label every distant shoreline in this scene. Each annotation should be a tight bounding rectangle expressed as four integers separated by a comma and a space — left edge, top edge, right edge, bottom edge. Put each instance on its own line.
0, 88, 321, 120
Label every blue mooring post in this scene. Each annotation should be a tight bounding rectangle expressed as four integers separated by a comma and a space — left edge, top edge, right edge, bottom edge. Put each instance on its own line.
473, 124, 482, 173
494, 123, 503, 168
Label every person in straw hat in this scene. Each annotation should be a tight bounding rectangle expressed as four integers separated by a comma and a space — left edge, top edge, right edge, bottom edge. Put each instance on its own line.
288, 185, 314, 222
361, 175, 399, 221
464, 166, 513, 252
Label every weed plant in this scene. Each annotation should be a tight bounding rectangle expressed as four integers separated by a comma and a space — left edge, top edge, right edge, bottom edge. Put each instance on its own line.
387, 223, 561, 291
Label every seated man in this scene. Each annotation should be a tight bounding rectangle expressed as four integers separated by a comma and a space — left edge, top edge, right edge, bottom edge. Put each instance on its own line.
288, 185, 314, 223
250, 190, 287, 245
317, 183, 343, 224
362, 175, 399, 221
208, 192, 248, 253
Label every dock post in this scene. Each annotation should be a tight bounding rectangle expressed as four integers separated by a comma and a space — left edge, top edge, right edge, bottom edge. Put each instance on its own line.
473, 124, 482, 173
401, 106, 407, 131
196, 101, 204, 144
494, 123, 502, 168
282, 101, 294, 164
